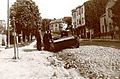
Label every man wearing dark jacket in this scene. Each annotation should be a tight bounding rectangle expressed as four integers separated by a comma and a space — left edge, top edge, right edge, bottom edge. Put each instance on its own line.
43, 31, 52, 50
36, 30, 41, 51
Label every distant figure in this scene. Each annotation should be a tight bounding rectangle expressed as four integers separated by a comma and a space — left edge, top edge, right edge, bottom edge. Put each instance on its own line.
43, 31, 52, 50
61, 30, 68, 37
36, 30, 41, 51
2, 38, 5, 46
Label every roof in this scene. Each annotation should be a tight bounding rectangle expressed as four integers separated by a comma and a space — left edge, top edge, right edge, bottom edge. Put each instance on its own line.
50, 19, 63, 24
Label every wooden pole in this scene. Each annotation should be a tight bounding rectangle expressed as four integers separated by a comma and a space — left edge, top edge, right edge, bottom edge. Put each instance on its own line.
12, 17, 19, 59
7, 0, 10, 48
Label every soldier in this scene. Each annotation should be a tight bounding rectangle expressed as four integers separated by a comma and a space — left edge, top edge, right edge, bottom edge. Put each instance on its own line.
36, 30, 41, 51
43, 30, 52, 51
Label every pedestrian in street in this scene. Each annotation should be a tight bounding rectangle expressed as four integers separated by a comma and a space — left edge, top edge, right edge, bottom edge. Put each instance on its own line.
36, 30, 41, 51
43, 30, 52, 51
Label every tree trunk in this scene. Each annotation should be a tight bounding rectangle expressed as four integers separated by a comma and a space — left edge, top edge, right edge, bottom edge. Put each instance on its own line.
21, 30, 23, 44
23, 31, 25, 42
31, 35, 33, 41
90, 29, 92, 40
29, 33, 32, 42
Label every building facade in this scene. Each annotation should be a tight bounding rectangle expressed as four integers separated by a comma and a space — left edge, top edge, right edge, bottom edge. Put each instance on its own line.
50, 19, 67, 33
100, 0, 119, 39
71, 9, 76, 29
71, 1, 93, 39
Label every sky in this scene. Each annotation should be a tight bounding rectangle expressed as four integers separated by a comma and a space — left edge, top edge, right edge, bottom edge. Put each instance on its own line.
0, 0, 88, 22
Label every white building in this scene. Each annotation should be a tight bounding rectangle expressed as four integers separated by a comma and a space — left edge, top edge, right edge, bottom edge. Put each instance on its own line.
72, 5, 85, 29
50, 19, 67, 33
100, 0, 119, 39
71, 1, 92, 39
71, 9, 76, 29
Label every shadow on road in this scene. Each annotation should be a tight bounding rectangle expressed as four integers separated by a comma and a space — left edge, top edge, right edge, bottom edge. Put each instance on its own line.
23, 49, 37, 52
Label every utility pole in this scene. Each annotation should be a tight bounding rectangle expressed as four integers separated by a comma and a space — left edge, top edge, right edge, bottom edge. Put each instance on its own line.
12, 17, 19, 59
10, 1, 19, 59
6, 0, 10, 48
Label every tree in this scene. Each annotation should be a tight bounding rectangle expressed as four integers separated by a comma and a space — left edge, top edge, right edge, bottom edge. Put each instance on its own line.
41, 19, 51, 31
112, 0, 120, 38
63, 17, 72, 26
112, 0, 120, 26
85, 1, 95, 29
62, 17, 73, 34
10, 0, 41, 42
89, 0, 108, 35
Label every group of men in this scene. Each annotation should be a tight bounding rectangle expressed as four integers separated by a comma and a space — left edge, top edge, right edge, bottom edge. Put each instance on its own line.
36, 30, 52, 51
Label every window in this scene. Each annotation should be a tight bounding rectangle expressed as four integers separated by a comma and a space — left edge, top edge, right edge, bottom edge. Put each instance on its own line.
77, 19, 79, 25
109, 23, 113, 31
55, 28, 58, 31
102, 25, 104, 33
50, 26, 53, 30
79, 8, 81, 15
104, 18, 107, 32
77, 10, 79, 15
73, 14, 75, 18
77, 10, 79, 16
81, 7, 83, 14
108, 8, 111, 17
79, 18, 81, 25
56, 24, 58, 27
82, 18, 84, 24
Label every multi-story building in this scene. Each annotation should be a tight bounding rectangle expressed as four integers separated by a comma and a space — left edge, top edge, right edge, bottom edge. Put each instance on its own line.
71, 9, 76, 29
49, 19, 67, 33
100, 0, 119, 39
72, 1, 93, 39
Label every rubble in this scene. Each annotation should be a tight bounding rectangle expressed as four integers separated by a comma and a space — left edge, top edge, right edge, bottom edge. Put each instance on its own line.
57, 45, 120, 79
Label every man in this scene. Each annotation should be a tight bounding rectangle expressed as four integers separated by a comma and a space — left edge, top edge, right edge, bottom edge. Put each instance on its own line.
43, 30, 52, 51
36, 29, 41, 51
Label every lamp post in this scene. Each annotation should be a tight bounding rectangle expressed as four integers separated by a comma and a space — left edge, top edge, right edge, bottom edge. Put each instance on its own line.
7, 0, 10, 48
